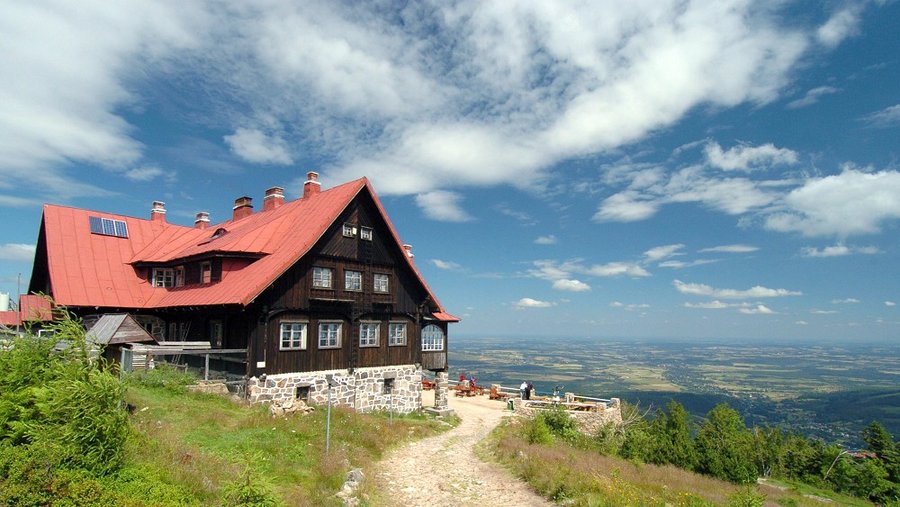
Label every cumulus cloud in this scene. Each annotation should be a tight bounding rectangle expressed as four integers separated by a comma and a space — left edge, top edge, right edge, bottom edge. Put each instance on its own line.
530, 259, 650, 284
224, 128, 293, 165
817, 5, 863, 47
415, 191, 473, 222
534, 235, 558, 245
739, 304, 776, 315
786, 86, 840, 109
0, 243, 36, 262
704, 142, 798, 171
514, 297, 555, 309
862, 104, 900, 128
699, 244, 759, 253
552, 279, 591, 292
673, 279, 802, 299
801, 244, 881, 257
431, 259, 462, 270
586, 262, 650, 278
765, 169, 900, 237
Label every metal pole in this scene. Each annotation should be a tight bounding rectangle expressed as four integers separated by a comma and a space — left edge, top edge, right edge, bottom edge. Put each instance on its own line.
204, 354, 210, 381
823, 450, 848, 481
325, 382, 332, 453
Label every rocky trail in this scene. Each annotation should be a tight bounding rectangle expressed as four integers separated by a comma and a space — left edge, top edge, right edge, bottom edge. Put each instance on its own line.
373, 390, 552, 507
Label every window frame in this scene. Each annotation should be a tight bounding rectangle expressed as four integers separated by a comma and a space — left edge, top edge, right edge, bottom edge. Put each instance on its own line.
344, 270, 363, 291
342, 223, 357, 237
360, 226, 373, 241
318, 321, 342, 349
359, 322, 380, 348
388, 322, 407, 346
312, 267, 333, 289
210, 319, 223, 348
280, 321, 308, 350
174, 266, 185, 287
152, 268, 175, 288
200, 261, 212, 284
421, 324, 445, 352
373, 273, 390, 293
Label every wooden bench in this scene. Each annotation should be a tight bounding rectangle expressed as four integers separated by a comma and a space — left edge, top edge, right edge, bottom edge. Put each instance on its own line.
489, 385, 509, 400
422, 378, 435, 390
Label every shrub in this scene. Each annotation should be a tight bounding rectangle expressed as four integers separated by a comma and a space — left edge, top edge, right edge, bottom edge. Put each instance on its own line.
126, 363, 198, 391
526, 416, 554, 445
222, 466, 281, 507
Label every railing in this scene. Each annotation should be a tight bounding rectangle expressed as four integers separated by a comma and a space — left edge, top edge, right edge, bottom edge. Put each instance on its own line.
447, 379, 613, 406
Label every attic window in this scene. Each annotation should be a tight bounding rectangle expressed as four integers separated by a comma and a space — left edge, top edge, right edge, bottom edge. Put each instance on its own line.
343, 223, 357, 237
211, 228, 227, 239
360, 226, 373, 241
89, 216, 128, 238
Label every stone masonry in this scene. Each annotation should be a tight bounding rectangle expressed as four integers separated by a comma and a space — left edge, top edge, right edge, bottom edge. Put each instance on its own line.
512, 397, 623, 435
246, 364, 423, 414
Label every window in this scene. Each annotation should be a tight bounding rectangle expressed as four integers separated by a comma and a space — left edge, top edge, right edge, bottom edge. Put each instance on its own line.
421, 324, 444, 352
345, 270, 362, 291
359, 322, 379, 347
312, 267, 333, 289
318, 322, 341, 348
168, 322, 177, 340
88, 216, 128, 238
200, 262, 211, 284
388, 322, 407, 346
360, 226, 373, 241
342, 223, 357, 237
280, 322, 307, 350
175, 266, 185, 287
210, 320, 223, 348
152, 268, 174, 288
373, 273, 389, 293
383, 378, 394, 394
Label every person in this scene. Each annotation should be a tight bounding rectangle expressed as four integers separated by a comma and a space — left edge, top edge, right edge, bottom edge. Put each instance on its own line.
470, 374, 477, 387
519, 381, 528, 399
526, 381, 534, 400
458, 371, 466, 383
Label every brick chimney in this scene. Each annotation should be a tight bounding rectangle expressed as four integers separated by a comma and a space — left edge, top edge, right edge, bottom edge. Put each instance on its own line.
194, 211, 210, 229
150, 201, 166, 223
232, 196, 253, 221
303, 171, 321, 198
263, 186, 285, 211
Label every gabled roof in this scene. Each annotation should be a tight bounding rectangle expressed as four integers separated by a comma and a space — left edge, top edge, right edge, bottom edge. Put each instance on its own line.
0, 295, 54, 327
35, 177, 457, 320
86, 314, 156, 345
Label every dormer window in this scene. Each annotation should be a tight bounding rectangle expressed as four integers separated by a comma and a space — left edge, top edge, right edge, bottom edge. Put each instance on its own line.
152, 268, 174, 288
360, 226, 373, 241
211, 228, 228, 239
343, 223, 357, 237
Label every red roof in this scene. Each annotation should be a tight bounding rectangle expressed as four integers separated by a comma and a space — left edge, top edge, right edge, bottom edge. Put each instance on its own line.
0, 295, 53, 327
37, 178, 454, 318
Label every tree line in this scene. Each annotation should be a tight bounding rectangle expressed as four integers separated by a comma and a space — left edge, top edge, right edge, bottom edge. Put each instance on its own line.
592, 400, 900, 504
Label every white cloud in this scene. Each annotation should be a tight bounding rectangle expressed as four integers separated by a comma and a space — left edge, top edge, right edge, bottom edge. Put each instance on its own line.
795, 320, 808, 325
684, 300, 731, 309
0, 243, 36, 262
739, 304, 775, 315
431, 259, 462, 270
610, 301, 650, 311
801, 244, 881, 257
832, 298, 860, 304
699, 244, 759, 253
817, 5, 863, 48
643, 244, 685, 263
224, 128, 293, 165
514, 297, 555, 309
673, 279, 801, 299
658, 259, 718, 269
594, 192, 660, 222
811, 309, 838, 315
862, 104, 900, 128
765, 169, 900, 237
415, 191, 473, 222
552, 279, 591, 292
704, 142, 798, 171
886, 301, 896, 307
534, 235, 558, 245
125, 166, 175, 182
786, 86, 840, 109
586, 262, 650, 278
530, 259, 650, 284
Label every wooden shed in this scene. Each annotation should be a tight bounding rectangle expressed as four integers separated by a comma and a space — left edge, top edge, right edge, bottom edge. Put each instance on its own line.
86, 313, 157, 364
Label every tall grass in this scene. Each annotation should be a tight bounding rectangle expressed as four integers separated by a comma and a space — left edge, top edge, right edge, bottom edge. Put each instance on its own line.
487, 417, 872, 506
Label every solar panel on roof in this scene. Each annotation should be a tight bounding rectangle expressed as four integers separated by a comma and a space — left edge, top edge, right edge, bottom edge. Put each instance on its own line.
88, 216, 129, 238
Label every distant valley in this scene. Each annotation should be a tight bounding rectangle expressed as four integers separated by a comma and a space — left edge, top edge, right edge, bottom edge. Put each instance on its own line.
448, 335, 900, 447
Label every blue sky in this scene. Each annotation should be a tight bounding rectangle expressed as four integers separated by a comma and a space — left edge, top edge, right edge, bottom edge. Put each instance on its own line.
1, 1, 899, 341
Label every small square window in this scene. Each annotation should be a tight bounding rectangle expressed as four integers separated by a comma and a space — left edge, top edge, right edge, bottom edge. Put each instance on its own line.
153, 268, 174, 288
383, 378, 394, 394
373, 273, 389, 293
318, 322, 342, 348
296, 385, 310, 401
343, 223, 357, 237
345, 270, 362, 291
280, 322, 307, 350
312, 267, 333, 289
388, 322, 406, 346
360, 227, 373, 241
360, 322, 379, 347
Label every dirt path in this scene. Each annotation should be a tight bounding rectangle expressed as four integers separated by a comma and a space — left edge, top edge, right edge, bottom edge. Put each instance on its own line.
373, 390, 553, 507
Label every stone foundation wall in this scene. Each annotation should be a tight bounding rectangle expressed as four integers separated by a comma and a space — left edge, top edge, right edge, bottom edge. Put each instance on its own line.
512, 397, 623, 435
246, 365, 423, 414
